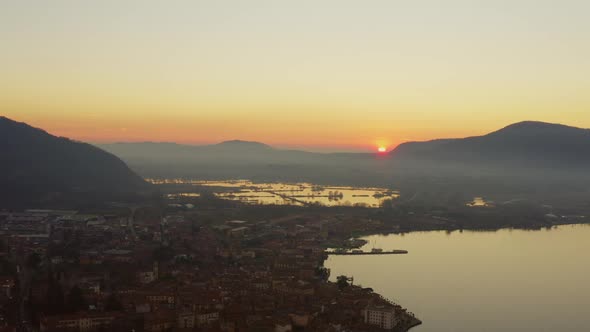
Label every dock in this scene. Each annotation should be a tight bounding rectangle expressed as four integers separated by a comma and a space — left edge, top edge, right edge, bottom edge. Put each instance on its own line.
326, 250, 408, 255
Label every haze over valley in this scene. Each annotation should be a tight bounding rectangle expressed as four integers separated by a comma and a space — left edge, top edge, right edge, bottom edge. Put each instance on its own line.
96, 120, 590, 208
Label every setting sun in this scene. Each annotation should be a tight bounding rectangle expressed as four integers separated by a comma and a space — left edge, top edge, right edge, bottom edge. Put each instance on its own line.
378, 146, 387, 153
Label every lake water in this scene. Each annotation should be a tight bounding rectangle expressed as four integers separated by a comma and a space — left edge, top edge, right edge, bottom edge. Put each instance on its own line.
325, 224, 590, 332
152, 179, 399, 207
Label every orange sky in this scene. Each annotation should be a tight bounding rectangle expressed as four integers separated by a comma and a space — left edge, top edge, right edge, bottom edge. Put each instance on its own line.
4, 109, 468, 151
2, 1, 590, 152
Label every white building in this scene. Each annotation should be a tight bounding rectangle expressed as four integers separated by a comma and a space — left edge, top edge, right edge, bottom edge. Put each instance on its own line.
364, 302, 398, 330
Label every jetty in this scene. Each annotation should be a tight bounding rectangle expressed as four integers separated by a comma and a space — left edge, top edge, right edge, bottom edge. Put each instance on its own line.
326, 249, 408, 255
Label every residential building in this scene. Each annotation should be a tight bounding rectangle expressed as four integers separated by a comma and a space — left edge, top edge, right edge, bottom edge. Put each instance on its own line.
364, 302, 398, 330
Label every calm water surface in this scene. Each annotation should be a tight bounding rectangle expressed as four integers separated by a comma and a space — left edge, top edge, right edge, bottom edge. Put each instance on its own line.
325, 224, 590, 332
152, 179, 399, 207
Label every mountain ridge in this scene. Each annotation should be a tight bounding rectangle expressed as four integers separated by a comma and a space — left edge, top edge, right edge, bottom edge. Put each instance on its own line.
0, 116, 148, 206
390, 120, 590, 170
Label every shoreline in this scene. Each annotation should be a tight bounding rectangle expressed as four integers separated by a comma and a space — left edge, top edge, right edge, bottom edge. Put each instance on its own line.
339, 221, 590, 250
323, 222, 590, 331
397, 317, 422, 332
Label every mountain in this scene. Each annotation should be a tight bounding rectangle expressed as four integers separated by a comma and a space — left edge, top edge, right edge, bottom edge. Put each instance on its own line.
97, 141, 386, 185
387, 121, 590, 204
98, 140, 288, 164
0, 116, 148, 205
96, 120, 590, 198
214, 140, 272, 150
98, 140, 366, 164
391, 121, 590, 171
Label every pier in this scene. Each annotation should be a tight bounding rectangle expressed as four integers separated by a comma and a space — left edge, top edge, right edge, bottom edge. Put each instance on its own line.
326, 250, 408, 255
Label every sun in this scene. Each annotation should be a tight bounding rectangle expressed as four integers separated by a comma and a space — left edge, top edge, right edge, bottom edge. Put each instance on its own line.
377, 146, 387, 153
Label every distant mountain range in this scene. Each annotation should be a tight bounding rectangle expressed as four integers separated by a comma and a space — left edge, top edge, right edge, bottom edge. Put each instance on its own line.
0, 116, 148, 206
98, 139, 369, 163
3, 115, 590, 206
390, 121, 590, 173
98, 120, 590, 193
100, 121, 590, 174
97, 139, 382, 185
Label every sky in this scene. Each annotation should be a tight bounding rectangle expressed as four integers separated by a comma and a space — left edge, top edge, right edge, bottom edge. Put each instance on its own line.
1, 0, 590, 152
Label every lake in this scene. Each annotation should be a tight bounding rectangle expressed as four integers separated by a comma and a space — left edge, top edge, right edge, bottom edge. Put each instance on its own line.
151, 179, 399, 207
325, 224, 590, 332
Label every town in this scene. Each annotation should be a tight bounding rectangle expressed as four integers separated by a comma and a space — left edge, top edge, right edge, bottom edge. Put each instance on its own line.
2, 177, 586, 332
0, 200, 422, 332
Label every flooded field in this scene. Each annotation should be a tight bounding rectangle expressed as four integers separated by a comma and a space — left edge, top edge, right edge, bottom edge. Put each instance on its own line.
149, 179, 399, 207
466, 196, 494, 207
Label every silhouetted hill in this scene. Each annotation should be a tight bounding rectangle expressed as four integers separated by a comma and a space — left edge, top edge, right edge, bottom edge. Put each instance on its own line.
0, 116, 148, 205
97, 121, 590, 202
98, 141, 374, 164
391, 121, 590, 171
97, 141, 385, 185
215, 140, 272, 150
387, 121, 590, 205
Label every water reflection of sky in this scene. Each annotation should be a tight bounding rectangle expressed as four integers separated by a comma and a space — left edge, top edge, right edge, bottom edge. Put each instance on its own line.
326, 224, 590, 332
155, 179, 399, 207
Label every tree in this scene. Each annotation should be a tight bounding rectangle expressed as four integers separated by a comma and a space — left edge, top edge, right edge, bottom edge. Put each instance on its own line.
0, 257, 15, 274
152, 246, 175, 262
315, 267, 330, 281
104, 294, 123, 311
380, 198, 394, 210
26, 253, 41, 269
66, 285, 87, 312
46, 272, 65, 314
336, 275, 351, 290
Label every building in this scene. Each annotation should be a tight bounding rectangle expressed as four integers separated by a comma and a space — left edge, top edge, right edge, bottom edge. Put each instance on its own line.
274, 280, 314, 297
144, 309, 175, 332
364, 302, 398, 330
177, 310, 195, 329
226, 220, 248, 226
138, 262, 159, 284
0, 276, 15, 298
196, 310, 219, 326
228, 226, 249, 238
40, 312, 124, 331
